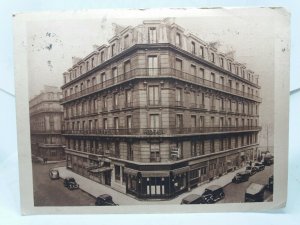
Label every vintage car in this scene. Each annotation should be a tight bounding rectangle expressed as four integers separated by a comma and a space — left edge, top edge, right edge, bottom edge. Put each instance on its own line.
181, 194, 202, 204
232, 171, 251, 183
253, 162, 265, 171
266, 175, 274, 193
63, 177, 79, 190
263, 155, 274, 166
49, 169, 59, 180
245, 183, 265, 202
95, 194, 118, 206
245, 166, 257, 176
199, 185, 225, 204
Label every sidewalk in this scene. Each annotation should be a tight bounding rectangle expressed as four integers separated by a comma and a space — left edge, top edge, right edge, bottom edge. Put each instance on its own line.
55, 166, 246, 205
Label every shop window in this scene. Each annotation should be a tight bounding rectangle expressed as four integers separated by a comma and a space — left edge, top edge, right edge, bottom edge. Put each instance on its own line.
115, 165, 120, 181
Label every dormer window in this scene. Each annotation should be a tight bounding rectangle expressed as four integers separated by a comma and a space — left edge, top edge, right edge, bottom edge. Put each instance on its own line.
100, 51, 105, 62
149, 27, 157, 43
229, 61, 232, 72
86, 61, 89, 71
191, 41, 196, 54
91, 57, 94, 68
236, 66, 239, 75
176, 33, 181, 47
220, 58, 224, 68
124, 34, 129, 49
111, 44, 116, 57
200, 46, 204, 58
211, 52, 215, 63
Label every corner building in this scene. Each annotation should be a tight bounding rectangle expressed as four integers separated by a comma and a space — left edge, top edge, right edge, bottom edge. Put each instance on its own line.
61, 19, 261, 199
30, 86, 65, 161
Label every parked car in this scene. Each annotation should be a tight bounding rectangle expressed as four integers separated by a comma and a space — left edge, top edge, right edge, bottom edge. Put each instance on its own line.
266, 175, 273, 193
245, 183, 265, 202
64, 177, 79, 190
232, 171, 251, 183
253, 162, 265, 171
245, 166, 257, 176
199, 185, 225, 204
263, 156, 274, 166
95, 194, 118, 206
49, 169, 59, 180
181, 194, 202, 204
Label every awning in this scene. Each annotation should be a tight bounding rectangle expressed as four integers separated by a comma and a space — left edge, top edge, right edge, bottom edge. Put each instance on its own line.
124, 168, 139, 176
89, 167, 112, 173
171, 166, 190, 175
141, 170, 170, 178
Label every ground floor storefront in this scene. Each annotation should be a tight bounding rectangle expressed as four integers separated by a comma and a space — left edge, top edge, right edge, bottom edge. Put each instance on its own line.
65, 145, 259, 199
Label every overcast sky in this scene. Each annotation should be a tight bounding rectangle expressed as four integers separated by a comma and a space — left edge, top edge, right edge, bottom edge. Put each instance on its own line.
26, 8, 289, 147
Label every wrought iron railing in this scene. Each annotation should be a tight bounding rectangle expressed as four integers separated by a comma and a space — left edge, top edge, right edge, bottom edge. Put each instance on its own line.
62, 126, 261, 136
62, 68, 262, 103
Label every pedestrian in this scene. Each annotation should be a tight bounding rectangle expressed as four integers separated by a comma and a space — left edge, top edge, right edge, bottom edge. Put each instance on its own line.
249, 161, 252, 166
44, 158, 48, 164
43, 158, 46, 164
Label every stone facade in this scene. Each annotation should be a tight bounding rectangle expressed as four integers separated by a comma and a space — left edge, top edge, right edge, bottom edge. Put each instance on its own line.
30, 86, 65, 161
61, 19, 261, 199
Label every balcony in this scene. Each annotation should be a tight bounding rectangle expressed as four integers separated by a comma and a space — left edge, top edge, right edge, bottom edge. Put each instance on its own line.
62, 126, 261, 137
175, 101, 184, 107
125, 101, 133, 108
31, 129, 62, 134
62, 68, 262, 103
210, 105, 218, 112
148, 99, 161, 106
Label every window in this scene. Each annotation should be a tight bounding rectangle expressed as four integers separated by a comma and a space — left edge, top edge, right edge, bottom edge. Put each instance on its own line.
190, 91, 196, 107
200, 116, 205, 127
191, 141, 197, 156
199, 68, 205, 79
191, 64, 196, 76
103, 96, 107, 111
82, 121, 86, 130
115, 165, 120, 181
229, 61, 232, 72
114, 117, 119, 129
228, 137, 232, 149
191, 115, 196, 128
176, 88, 182, 105
111, 44, 115, 56
148, 56, 158, 76
211, 52, 215, 63
101, 72, 106, 84
94, 119, 98, 129
220, 58, 224, 67
191, 41, 196, 54
148, 86, 159, 105
89, 120, 93, 130
112, 67, 118, 83
220, 117, 224, 127
91, 58, 94, 68
103, 118, 108, 129
210, 140, 215, 153
236, 118, 239, 127
200, 46, 204, 57
148, 27, 157, 43
92, 77, 96, 86
100, 51, 105, 62
220, 76, 224, 86
176, 114, 183, 128
150, 143, 160, 162
175, 58, 182, 71
235, 136, 238, 148
80, 66, 82, 74
80, 83, 84, 91
127, 143, 133, 160
236, 66, 239, 75
86, 61, 89, 71
210, 73, 215, 83
124, 60, 131, 74
127, 116, 132, 129
228, 118, 232, 127
150, 114, 160, 128
113, 93, 119, 108
211, 117, 215, 127
228, 80, 232, 88
75, 85, 78, 93
175, 33, 181, 46
126, 90, 133, 107
86, 79, 90, 88
124, 34, 129, 49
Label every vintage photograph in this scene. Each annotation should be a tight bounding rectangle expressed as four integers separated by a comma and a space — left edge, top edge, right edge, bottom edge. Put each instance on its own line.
14, 8, 289, 213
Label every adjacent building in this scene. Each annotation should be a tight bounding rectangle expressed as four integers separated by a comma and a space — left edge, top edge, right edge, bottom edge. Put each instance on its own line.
30, 86, 65, 161
61, 19, 261, 199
